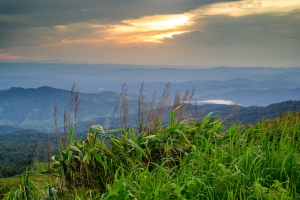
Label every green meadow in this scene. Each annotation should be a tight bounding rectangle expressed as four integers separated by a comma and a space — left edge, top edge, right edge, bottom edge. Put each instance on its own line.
1, 109, 300, 199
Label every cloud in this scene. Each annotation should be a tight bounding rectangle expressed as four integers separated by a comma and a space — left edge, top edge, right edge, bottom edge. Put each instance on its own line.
0, 0, 299, 66
21, 0, 299, 46
98, 87, 105, 92
192, 0, 300, 17
95, 14, 195, 44
0, 50, 26, 61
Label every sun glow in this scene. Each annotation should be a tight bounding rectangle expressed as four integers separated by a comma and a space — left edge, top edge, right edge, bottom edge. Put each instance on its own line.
129, 15, 190, 30
105, 14, 194, 43
51, 0, 299, 46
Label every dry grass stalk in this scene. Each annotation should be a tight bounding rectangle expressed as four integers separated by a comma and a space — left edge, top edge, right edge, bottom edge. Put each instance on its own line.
68, 83, 76, 131
155, 82, 171, 128
146, 90, 157, 132
45, 128, 52, 169
184, 86, 196, 123
120, 89, 130, 129
173, 91, 181, 111
112, 83, 131, 129
102, 118, 110, 130
192, 99, 204, 123
74, 89, 80, 139
29, 142, 39, 172
178, 89, 190, 122
63, 108, 68, 149
171, 86, 196, 123
111, 83, 124, 128
53, 105, 61, 146
137, 83, 146, 133
223, 101, 240, 123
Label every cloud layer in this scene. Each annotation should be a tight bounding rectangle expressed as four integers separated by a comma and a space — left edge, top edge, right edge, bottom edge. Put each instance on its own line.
0, 0, 299, 66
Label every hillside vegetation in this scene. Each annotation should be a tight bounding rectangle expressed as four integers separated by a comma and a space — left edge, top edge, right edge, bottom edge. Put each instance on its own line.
1, 110, 300, 199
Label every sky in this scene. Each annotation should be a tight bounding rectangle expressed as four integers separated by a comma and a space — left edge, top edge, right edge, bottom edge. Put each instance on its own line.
0, 0, 299, 67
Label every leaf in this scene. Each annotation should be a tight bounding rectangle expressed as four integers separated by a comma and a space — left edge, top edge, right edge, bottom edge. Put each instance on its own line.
170, 106, 181, 127
68, 127, 74, 145
174, 129, 191, 145
128, 139, 149, 159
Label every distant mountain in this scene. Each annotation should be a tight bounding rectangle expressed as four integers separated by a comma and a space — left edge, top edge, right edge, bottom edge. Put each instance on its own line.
0, 86, 121, 131
0, 86, 299, 132
2, 63, 300, 107
0, 125, 22, 134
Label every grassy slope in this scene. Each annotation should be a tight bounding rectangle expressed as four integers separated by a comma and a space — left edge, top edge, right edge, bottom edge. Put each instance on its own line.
1, 112, 300, 199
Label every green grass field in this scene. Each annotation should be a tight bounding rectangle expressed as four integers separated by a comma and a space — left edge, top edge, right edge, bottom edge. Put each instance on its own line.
1, 110, 300, 199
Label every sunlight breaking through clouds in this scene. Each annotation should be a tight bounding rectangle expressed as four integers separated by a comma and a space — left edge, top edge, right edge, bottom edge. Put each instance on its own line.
53, 0, 300, 46
104, 14, 194, 43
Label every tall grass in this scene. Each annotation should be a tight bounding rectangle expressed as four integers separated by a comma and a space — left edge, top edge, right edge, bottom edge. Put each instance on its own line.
2, 83, 300, 199
12, 111, 293, 199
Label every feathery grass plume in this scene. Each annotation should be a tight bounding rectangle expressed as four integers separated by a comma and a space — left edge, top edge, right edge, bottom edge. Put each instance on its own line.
102, 118, 111, 130
120, 85, 130, 129
74, 89, 80, 140
172, 91, 181, 111
53, 105, 61, 148
191, 98, 204, 123
154, 82, 171, 129
29, 142, 39, 172
111, 83, 124, 128
178, 88, 191, 122
179, 89, 189, 119
63, 108, 68, 150
146, 90, 157, 132
112, 83, 130, 129
184, 85, 196, 123
68, 82, 76, 132
137, 83, 147, 133
223, 101, 240, 125
45, 128, 52, 170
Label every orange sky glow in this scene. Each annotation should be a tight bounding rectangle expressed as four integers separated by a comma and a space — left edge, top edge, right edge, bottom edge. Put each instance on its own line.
0, 0, 299, 66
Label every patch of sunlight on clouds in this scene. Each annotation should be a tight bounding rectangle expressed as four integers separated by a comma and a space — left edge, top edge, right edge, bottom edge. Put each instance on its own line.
50, 0, 299, 46
52, 15, 193, 45
192, 0, 300, 17
103, 14, 195, 43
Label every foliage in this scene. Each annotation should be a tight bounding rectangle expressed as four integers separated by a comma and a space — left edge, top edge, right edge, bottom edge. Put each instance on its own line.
0, 130, 58, 177
2, 110, 299, 199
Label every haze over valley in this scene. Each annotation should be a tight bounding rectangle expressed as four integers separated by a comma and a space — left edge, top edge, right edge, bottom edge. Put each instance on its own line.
1, 63, 300, 132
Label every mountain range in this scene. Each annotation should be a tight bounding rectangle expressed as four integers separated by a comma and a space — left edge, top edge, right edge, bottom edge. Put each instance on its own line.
1, 63, 300, 106
0, 86, 299, 133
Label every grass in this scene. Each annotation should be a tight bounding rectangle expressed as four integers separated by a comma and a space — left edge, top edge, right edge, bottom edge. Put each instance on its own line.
0, 163, 56, 199
1, 84, 300, 199
2, 111, 299, 199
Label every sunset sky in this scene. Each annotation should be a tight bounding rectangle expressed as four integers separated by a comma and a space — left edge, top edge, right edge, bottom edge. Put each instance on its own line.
0, 0, 299, 67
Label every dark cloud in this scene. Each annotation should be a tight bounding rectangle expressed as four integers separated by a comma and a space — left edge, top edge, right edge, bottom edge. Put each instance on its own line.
0, 0, 238, 47
0, 0, 238, 26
